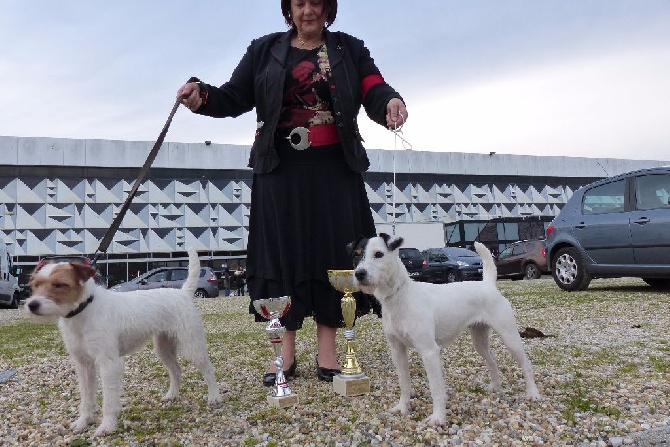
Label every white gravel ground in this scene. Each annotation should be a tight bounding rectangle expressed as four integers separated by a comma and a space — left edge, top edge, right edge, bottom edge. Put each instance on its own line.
1, 277, 669, 446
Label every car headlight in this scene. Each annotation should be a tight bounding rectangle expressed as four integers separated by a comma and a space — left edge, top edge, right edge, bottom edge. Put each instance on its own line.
456, 261, 468, 267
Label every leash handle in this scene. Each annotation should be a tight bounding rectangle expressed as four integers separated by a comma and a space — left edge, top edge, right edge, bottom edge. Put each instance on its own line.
92, 95, 185, 265
391, 113, 412, 236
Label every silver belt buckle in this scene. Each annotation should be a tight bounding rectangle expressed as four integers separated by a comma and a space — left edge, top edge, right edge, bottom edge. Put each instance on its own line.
286, 127, 310, 150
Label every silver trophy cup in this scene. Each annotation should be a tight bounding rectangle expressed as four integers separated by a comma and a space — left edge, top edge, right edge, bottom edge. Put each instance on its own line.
253, 296, 299, 407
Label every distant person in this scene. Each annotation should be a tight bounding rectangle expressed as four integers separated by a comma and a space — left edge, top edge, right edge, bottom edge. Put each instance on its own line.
223, 270, 231, 297
177, 0, 407, 386
235, 266, 246, 296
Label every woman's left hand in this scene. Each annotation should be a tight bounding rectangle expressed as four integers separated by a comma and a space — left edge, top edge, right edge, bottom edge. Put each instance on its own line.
386, 98, 408, 130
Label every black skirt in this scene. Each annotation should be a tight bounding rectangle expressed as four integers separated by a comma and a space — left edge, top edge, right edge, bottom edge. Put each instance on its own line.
247, 140, 380, 330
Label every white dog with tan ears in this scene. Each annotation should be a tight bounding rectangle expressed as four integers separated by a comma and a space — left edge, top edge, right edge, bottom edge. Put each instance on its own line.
349, 233, 540, 426
25, 248, 222, 437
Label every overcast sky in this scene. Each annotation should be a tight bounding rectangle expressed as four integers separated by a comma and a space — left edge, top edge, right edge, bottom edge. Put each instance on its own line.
1, 1, 669, 161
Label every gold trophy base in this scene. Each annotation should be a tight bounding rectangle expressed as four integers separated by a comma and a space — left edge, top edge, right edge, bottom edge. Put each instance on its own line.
267, 393, 299, 408
333, 374, 370, 397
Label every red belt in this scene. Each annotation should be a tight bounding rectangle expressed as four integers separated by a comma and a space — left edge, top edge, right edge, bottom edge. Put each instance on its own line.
283, 124, 340, 150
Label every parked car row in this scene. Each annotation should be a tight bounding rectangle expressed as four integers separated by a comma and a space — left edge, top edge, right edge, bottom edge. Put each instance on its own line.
398, 242, 547, 284
396, 167, 670, 291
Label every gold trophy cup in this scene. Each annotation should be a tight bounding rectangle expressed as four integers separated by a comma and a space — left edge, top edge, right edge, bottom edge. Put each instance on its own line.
253, 296, 299, 408
327, 269, 371, 396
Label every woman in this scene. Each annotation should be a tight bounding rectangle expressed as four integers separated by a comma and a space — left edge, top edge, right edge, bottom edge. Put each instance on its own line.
178, 0, 407, 385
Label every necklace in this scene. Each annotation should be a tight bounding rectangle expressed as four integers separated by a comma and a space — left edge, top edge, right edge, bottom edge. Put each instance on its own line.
297, 35, 323, 49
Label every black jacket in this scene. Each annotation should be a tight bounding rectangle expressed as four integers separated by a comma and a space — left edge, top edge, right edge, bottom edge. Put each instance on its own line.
194, 29, 403, 174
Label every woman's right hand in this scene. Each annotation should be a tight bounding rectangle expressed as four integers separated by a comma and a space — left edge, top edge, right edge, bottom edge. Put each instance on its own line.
177, 82, 202, 111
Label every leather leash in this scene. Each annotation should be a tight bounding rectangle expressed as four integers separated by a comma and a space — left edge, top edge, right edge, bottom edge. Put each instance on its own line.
92, 96, 185, 265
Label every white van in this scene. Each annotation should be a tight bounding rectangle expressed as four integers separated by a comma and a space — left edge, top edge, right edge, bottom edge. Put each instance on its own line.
0, 243, 21, 308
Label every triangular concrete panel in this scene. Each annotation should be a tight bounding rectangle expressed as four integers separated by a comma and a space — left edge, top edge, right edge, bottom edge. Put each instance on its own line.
17, 179, 46, 203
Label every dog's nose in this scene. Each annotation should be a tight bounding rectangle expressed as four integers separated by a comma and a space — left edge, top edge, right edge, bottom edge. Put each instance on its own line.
355, 269, 367, 281
27, 301, 40, 313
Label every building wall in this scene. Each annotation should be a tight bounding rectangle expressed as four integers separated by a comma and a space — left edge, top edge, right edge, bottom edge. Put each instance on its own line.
1, 135, 668, 260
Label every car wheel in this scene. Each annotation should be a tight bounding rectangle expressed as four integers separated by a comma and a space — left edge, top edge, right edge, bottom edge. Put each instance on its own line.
552, 247, 592, 291
642, 278, 670, 289
445, 270, 460, 283
194, 289, 209, 298
524, 263, 542, 280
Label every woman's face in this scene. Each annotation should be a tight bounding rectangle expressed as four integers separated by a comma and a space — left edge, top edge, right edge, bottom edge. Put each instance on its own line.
291, 0, 326, 37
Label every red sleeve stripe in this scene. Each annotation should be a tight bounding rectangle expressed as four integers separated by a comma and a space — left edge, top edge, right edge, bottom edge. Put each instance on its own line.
361, 74, 385, 100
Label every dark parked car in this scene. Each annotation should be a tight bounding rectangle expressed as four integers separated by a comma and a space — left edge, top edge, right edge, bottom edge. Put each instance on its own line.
545, 167, 670, 291
421, 247, 483, 283
398, 247, 427, 281
110, 266, 220, 298
495, 240, 548, 280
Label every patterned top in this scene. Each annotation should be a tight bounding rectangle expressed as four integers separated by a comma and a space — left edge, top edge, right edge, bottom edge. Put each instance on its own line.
278, 44, 335, 129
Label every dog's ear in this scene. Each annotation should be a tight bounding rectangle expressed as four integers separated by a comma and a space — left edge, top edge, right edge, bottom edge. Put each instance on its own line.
70, 262, 97, 282
379, 233, 403, 252
387, 236, 404, 252
347, 236, 368, 268
346, 236, 365, 257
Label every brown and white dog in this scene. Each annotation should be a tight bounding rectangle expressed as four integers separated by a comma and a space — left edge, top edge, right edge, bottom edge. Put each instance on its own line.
25, 248, 222, 436
349, 233, 540, 425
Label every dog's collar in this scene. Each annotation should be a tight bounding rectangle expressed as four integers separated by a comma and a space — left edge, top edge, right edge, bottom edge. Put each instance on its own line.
65, 294, 94, 318
390, 280, 408, 297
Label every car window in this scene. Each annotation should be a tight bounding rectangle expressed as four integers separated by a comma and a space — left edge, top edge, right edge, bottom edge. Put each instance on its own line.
430, 251, 446, 262
145, 270, 169, 283
510, 244, 524, 256
636, 174, 670, 211
498, 247, 511, 259
445, 248, 479, 258
582, 179, 625, 215
169, 269, 188, 281
400, 249, 423, 260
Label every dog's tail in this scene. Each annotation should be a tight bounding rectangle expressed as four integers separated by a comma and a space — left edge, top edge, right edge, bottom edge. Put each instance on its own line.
182, 247, 200, 295
474, 241, 497, 285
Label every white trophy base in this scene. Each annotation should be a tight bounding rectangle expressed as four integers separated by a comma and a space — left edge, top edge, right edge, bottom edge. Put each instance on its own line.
267, 393, 299, 408
333, 374, 370, 396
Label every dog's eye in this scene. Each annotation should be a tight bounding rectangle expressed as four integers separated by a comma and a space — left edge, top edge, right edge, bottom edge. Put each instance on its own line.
53, 283, 67, 289
374, 251, 384, 259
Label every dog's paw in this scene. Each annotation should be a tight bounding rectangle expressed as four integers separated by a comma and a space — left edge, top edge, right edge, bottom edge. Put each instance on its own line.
423, 413, 446, 426
486, 383, 503, 394
70, 416, 94, 432
93, 418, 117, 437
161, 391, 179, 402
208, 392, 223, 405
389, 402, 410, 415
526, 390, 541, 401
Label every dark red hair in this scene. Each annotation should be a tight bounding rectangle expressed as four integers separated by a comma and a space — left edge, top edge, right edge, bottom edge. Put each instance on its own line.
281, 0, 337, 29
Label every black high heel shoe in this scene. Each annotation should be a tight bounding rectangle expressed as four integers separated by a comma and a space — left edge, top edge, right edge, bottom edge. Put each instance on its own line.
315, 355, 341, 382
262, 358, 297, 387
